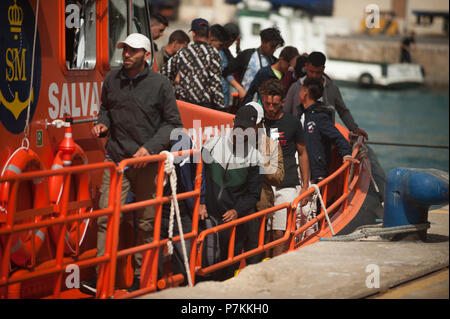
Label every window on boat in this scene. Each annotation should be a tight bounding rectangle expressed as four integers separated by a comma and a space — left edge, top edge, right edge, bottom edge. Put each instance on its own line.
108, 0, 153, 68
65, 0, 97, 70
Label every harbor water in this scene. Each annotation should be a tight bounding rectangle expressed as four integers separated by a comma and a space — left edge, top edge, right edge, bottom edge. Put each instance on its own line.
337, 85, 449, 175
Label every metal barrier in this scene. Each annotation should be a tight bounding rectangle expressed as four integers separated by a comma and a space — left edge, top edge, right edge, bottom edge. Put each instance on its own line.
104, 149, 202, 299
289, 137, 363, 250
0, 140, 365, 299
194, 203, 291, 277
0, 161, 117, 299
192, 137, 365, 278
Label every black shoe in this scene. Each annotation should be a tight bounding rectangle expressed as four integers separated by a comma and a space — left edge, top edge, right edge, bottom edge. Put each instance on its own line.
79, 278, 97, 296
127, 276, 140, 293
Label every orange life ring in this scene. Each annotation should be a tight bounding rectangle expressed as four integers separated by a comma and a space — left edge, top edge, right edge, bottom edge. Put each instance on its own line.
48, 144, 92, 254
0, 148, 49, 267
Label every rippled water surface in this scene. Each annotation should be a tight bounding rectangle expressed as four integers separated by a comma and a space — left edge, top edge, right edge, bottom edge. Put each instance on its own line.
337, 85, 449, 175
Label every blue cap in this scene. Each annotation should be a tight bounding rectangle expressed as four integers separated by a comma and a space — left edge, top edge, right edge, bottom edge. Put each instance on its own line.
190, 18, 209, 32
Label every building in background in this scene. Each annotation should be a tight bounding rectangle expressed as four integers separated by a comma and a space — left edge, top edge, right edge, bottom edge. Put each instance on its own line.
332, 0, 448, 36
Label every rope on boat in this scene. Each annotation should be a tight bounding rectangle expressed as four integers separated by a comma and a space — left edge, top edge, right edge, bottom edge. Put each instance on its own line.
161, 151, 193, 287
353, 139, 381, 198
24, 0, 40, 140
0, 139, 30, 215
319, 222, 430, 242
311, 184, 335, 236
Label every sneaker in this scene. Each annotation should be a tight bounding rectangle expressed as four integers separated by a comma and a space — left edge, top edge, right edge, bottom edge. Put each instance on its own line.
127, 276, 140, 293
79, 278, 97, 296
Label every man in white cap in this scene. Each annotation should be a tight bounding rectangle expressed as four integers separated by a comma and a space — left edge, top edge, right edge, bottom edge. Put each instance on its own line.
82, 33, 183, 295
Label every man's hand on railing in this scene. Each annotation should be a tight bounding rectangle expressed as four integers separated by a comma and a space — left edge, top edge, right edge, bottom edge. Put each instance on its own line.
351, 127, 368, 141
132, 147, 151, 168
299, 187, 309, 207
199, 204, 208, 220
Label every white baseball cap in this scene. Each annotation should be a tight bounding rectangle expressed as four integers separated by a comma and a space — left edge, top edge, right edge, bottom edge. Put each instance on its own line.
116, 33, 151, 52
245, 101, 264, 124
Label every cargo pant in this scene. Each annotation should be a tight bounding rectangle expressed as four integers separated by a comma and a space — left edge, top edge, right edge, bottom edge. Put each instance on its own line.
96, 159, 157, 279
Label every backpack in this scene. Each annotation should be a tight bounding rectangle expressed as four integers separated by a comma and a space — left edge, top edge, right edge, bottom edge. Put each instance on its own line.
199, 216, 221, 269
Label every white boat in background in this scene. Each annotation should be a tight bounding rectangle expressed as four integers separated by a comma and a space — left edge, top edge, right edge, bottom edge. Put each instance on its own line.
325, 59, 425, 88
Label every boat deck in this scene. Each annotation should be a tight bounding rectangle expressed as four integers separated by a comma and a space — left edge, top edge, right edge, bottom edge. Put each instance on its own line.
141, 206, 449, 299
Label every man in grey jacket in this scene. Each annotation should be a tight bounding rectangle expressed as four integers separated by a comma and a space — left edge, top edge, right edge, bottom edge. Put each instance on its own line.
284, 51, 368, 140
82, 33, 183, 295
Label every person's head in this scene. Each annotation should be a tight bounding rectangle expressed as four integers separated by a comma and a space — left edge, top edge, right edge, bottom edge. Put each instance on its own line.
116, 33, 151, 76
259, 27, 284, 57
166, 30, 190, 55
233, 103, 260, 146
259, 78, 285, 120
294, 54, 308, 79
208, 24, 230, 51
151, 13, 169, 40
299, 77, 324, 107
190, 18, 210, 41
305, 51, 326, 80
223, 22, 240, 48
277, 46, 299, 74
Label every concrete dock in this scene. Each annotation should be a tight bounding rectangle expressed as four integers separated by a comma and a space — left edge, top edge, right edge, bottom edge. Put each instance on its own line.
141, 206, 448, 299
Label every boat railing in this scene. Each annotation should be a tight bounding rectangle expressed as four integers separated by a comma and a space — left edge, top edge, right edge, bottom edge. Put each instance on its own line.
0, 138, 365, 299
103, 149, 203, 299
193, 136, 364, 283
0, 161, 117, 299
290, 139, 362, 250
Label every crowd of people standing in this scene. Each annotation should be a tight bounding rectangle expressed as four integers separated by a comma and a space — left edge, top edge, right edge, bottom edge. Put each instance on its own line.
81, 15, 369, 294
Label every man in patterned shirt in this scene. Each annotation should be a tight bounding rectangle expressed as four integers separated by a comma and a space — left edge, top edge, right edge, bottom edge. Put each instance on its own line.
161, 18, 225, 110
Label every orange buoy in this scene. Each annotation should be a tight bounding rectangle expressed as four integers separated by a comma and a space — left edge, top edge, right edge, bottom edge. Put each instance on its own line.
48, 144, 92, 254
0, 148, 49, 267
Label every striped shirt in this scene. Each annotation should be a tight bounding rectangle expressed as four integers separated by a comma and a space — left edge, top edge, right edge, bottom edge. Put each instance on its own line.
161, 41, 224, 109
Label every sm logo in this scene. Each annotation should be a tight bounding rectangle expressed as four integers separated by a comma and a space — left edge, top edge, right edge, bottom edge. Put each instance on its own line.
0, 0, 41, 134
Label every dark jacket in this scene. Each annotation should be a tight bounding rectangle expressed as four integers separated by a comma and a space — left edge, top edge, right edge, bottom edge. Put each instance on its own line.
298, 102, 352, 180
242, 65, 277, 105
285, 75, 359, 131
97, 65, 183, 163
200, 135, 263, 221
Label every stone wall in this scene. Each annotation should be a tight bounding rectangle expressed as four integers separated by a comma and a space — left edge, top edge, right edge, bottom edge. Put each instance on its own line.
326, 35, 449, 88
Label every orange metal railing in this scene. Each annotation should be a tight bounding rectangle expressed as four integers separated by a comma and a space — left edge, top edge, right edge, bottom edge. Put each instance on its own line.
0, 161, 117, 299
103, 149, 202, 299
0, 138, 364, 299
192, 137, 364, 278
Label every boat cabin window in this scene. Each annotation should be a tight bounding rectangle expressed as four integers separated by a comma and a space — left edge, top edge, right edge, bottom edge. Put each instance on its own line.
108, 0, 153, 68
65, 0, 97, 70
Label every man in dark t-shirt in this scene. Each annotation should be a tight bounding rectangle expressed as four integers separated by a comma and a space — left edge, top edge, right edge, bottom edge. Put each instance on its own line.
259, 79, 310, 257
